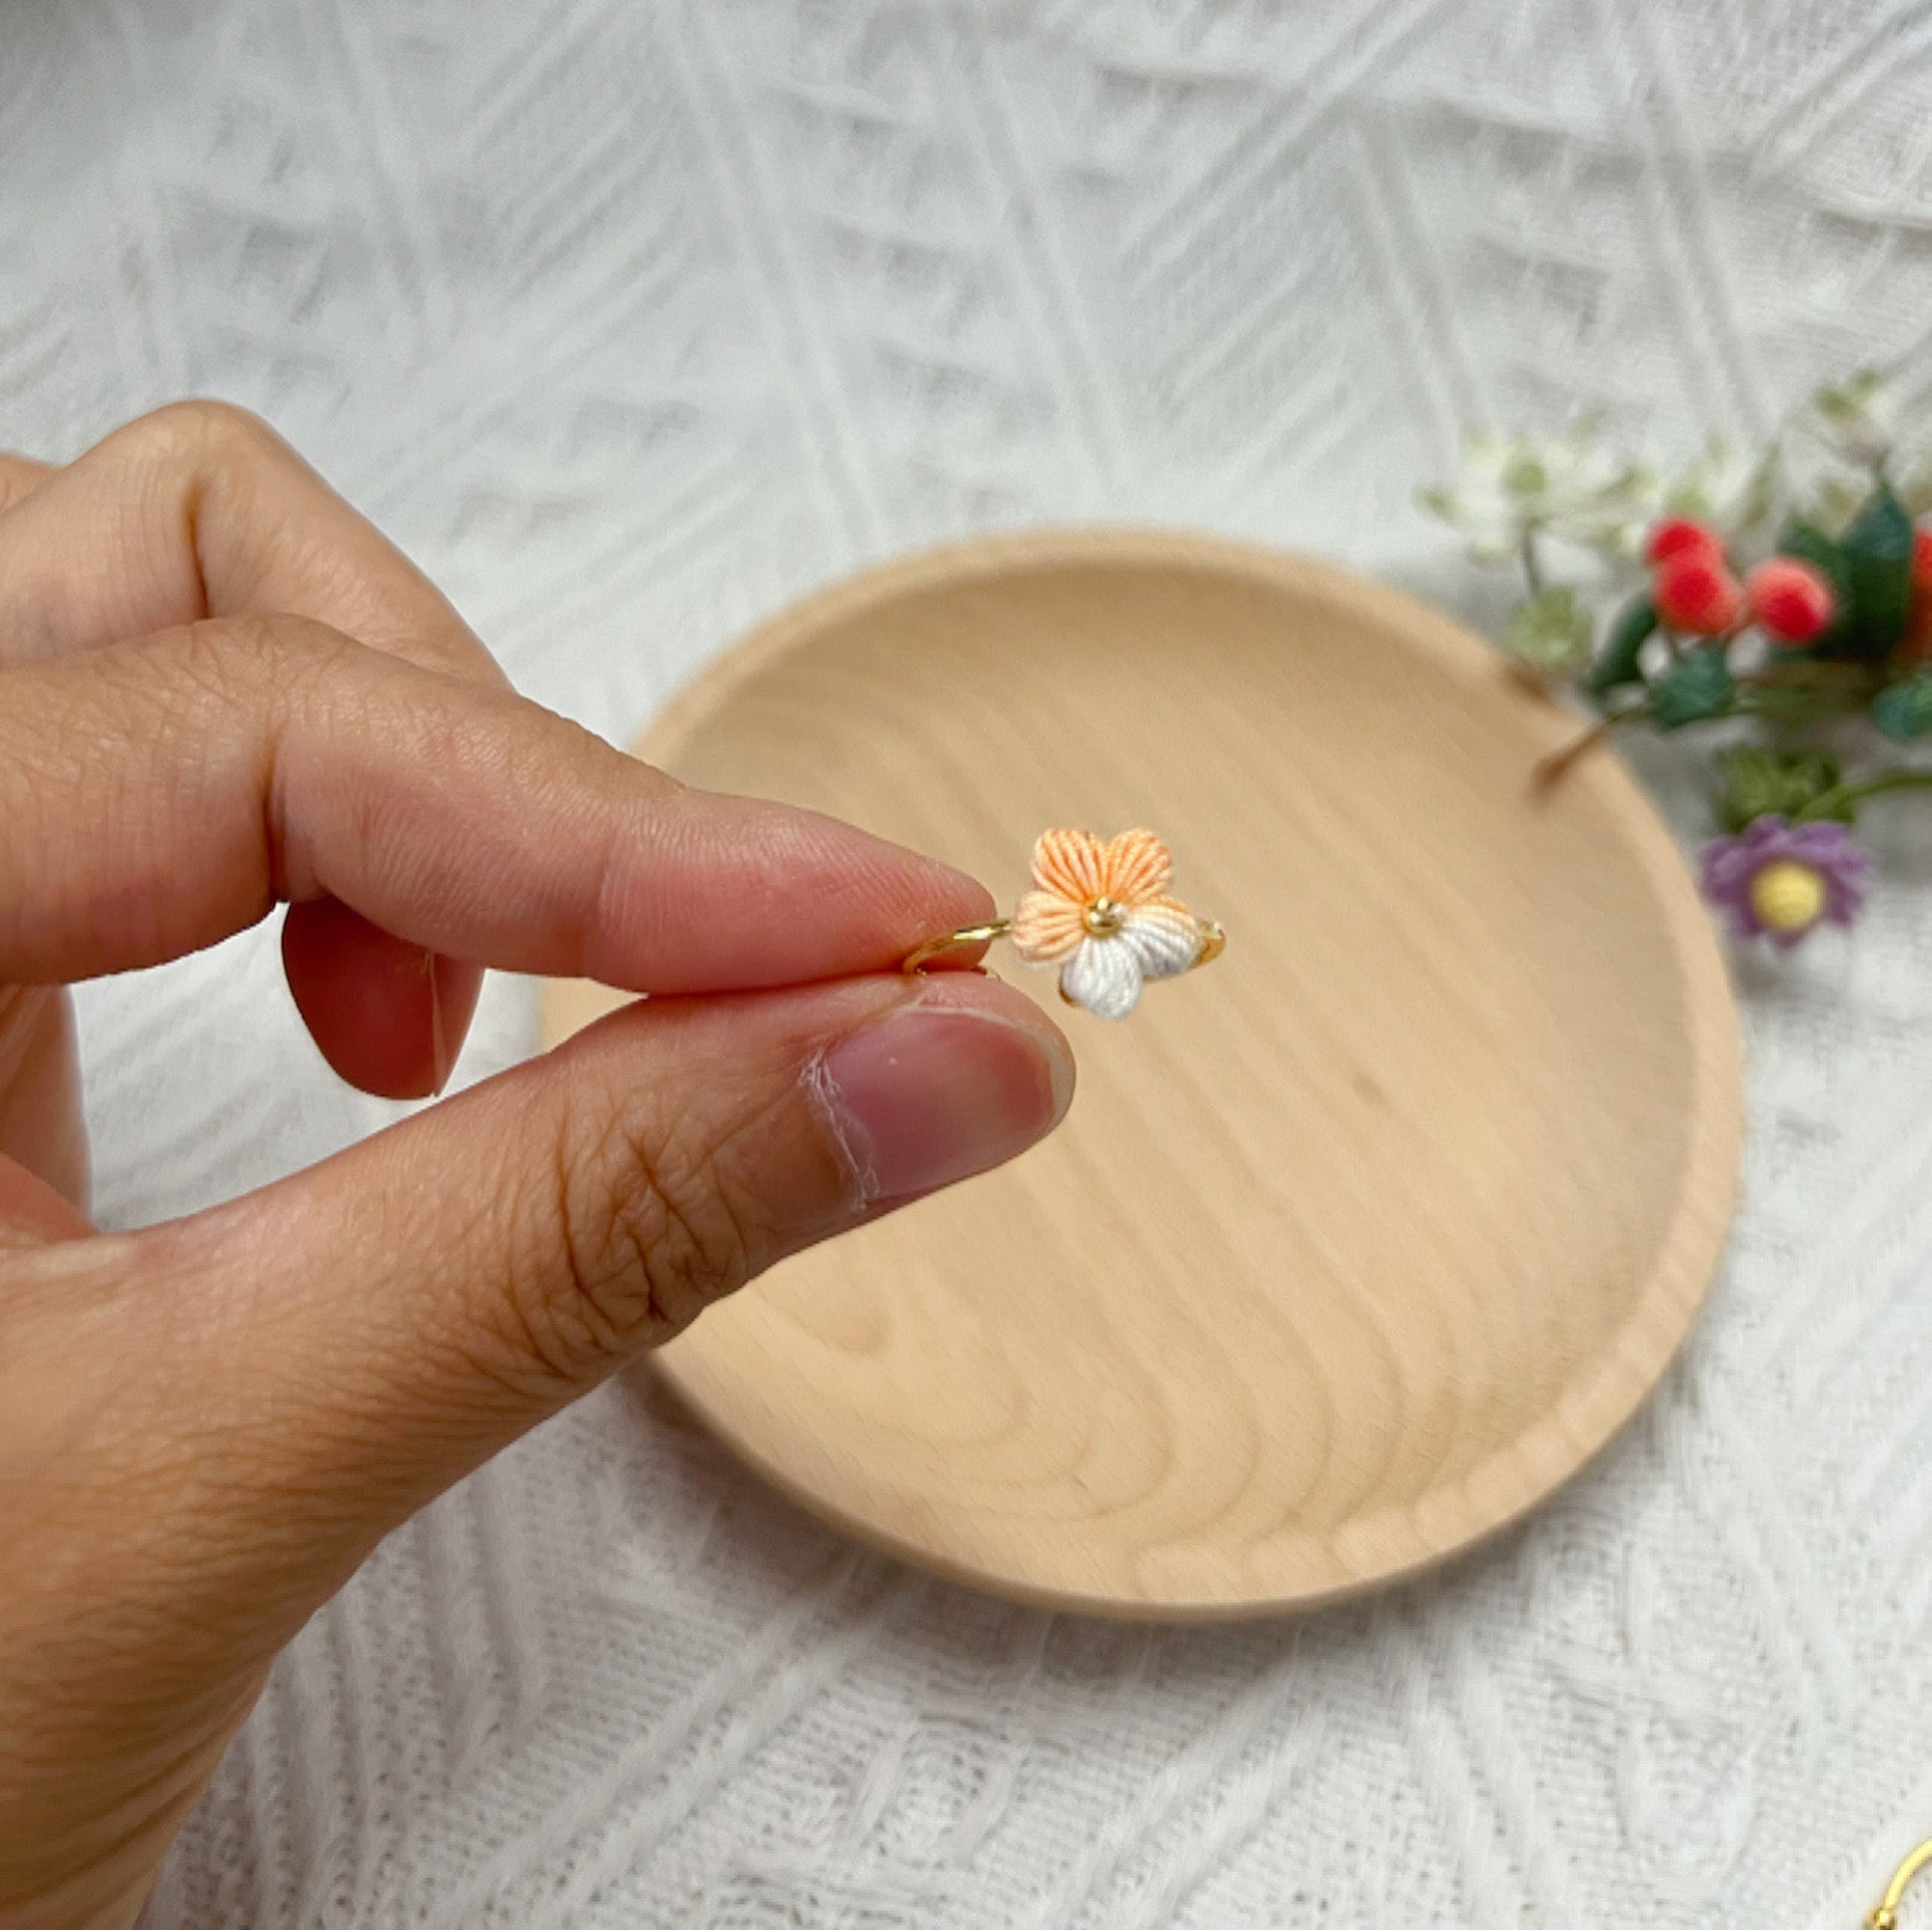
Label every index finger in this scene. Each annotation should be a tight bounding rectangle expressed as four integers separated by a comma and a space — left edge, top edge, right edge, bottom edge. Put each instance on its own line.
0, 616, 994, 992
0, 400, 502, 684
0, 403, 522, 1096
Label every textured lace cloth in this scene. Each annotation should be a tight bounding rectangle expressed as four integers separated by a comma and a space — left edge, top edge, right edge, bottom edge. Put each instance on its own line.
4, 2, 1930, 1923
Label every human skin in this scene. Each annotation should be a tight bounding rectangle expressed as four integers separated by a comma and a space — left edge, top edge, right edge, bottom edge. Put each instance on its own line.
0, 402, 1074, 1929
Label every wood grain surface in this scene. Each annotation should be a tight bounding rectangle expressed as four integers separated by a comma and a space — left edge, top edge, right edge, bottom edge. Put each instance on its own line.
542, 531, 1743, 1618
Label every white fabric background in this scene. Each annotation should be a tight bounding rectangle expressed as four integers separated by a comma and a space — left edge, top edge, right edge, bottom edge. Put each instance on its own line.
5, 1, 1932, 1923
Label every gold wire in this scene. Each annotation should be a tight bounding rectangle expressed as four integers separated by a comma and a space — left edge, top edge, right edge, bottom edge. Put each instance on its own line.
1870, 1840, 1932, 1930
899, 920, 1012, 975
901, 915, 1227, 977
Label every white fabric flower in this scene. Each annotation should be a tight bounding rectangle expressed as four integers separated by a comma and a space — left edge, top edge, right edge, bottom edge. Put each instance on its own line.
1421, 425, 1657, 562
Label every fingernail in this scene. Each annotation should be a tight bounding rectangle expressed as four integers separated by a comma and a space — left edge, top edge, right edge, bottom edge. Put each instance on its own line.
427, 951, 452, 1096
809, 994, 1074, 1207
428, 954, 483, 1097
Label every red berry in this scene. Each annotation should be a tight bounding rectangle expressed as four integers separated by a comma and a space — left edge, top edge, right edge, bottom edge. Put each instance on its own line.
1653, 554, 1743, 636
1914, 525, 1932, 599
1645, 516, 1725, 568
1744, 558, 1835, 645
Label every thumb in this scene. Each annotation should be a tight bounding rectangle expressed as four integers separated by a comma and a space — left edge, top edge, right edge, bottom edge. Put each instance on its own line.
92, 970, 1071, 1638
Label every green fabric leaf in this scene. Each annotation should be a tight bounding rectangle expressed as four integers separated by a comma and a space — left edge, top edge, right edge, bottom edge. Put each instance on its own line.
1711, 746, 1847, 833
1648, 646, 1733, 729
1780, 518, 1853, 595
1504, 586, 1592, 674
1840, 483, 1915, 659
1587, 593, 1656, 696
1780, 517, 1848, 573
1873, 674, 1932, 742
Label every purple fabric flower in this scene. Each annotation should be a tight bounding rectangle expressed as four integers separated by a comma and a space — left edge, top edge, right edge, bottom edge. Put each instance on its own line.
1699, 814, 1870, 948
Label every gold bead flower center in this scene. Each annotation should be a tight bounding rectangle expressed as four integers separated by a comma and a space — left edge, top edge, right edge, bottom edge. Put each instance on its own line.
1749, 860, 1826, 934
1082, 895, 1126, 937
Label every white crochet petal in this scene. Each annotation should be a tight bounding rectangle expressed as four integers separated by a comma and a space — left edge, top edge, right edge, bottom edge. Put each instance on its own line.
1120, 902, 1201, 981
1059, 935, 1145, 1019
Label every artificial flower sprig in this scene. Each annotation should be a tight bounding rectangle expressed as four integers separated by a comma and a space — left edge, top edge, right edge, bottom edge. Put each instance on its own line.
1423, 372, 1932, 949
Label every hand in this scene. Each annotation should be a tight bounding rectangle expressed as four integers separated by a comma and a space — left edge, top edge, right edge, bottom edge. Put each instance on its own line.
0, 403, 1074, 1930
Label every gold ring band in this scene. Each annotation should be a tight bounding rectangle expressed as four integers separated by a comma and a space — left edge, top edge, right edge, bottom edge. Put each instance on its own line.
902, 915, 1226, 976
1870, 1839, 1932, 1930
900, 920, 1012, 976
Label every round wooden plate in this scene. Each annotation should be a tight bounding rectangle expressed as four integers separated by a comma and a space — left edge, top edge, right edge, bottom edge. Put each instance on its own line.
543, 531, 1742, 1619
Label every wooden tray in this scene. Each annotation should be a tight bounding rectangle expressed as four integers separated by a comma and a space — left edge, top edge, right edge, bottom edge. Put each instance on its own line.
543, 531, 1742, 1619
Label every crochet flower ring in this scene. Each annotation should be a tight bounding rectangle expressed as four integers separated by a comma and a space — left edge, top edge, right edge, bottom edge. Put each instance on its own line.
902, 828, 1225, 1019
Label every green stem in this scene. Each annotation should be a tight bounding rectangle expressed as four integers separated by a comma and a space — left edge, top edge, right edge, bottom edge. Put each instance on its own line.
1794, 768, 1932, 822
1519, 524, 1544, 597
1737, 660, 1874, 695
1535, 701, 1649, 786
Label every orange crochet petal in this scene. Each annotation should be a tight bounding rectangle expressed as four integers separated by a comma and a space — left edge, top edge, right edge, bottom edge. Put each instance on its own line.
1099, 828, 1173, 906
1032, 828, 1108, 903
1010, 889, 1087, 963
